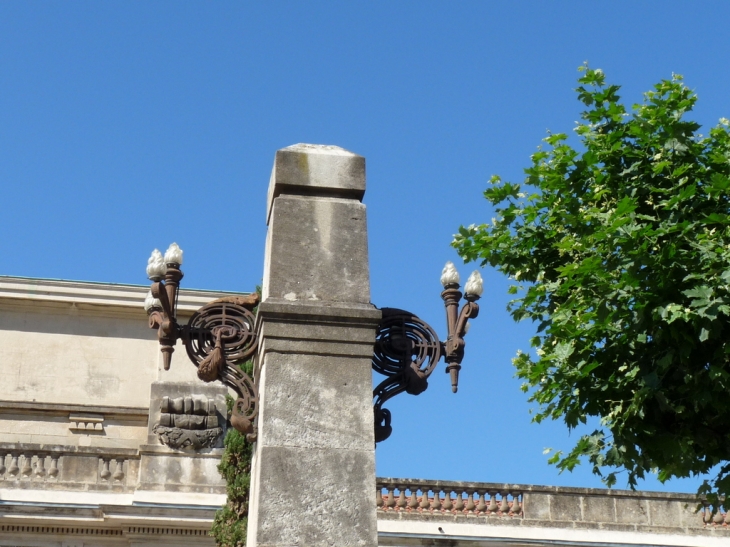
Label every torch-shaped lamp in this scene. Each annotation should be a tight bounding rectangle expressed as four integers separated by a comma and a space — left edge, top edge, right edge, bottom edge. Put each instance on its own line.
440, 262, 482, 392
146, 243, 184, 371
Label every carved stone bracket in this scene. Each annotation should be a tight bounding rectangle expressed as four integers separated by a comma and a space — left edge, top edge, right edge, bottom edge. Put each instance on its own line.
152, 395, 223, 450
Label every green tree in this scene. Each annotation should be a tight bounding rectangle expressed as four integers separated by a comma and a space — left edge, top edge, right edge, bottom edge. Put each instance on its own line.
453, 66, 730, 501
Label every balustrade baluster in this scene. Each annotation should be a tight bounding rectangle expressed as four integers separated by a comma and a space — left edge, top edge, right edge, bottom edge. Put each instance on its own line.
100, 459, 111, 481
112, 459, 125, 481
702, 506, 712, 524
20, 455, 32, 477
476, 491, 487, 514
499, 491, 510, 513
486, 491, 498, 513
376, 488, 384, 508
419, 488, 431, 510
454, 491, 465, 512
8, 454, 19, 477
408, 489, 419, 510
48, 456, 59, 478
385, 486, 396, 510
396, 488, 407, 510
0, 454, 6, 477
34, 455, 46, 478
465, 491, 476, 513
431, 488, 442, 511
442, 490, 453, 511
510, 493, 521, 515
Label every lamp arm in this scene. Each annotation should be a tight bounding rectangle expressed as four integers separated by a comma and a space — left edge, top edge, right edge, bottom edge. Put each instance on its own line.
454, 301, 479, 338
151, 281, 174, 321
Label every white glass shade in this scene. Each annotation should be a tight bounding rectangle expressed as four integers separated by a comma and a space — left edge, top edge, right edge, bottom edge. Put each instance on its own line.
143, 290, 162, 312
164, 242, 183, 265
464, 270, 484, 297
440, 261, 460, 287
146, 249, 166, 280
464, 321, 471, 334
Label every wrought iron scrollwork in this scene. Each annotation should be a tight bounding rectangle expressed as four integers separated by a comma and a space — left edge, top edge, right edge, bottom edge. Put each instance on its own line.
372, 308, 441, 443
182, 298, 259, 442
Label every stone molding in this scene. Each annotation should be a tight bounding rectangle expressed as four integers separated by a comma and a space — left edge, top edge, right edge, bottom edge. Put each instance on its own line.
0, 275, 251, 316
0, 400, 148, 417
266, 143, 366, 222
0, 501, 217, 547
255, 299, 381, 362
68, 412, 105, 433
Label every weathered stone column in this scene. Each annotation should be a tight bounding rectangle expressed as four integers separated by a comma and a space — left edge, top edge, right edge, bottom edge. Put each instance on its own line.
247, 144, 380, 547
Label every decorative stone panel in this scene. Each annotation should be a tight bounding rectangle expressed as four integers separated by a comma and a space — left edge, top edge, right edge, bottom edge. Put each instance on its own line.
153, 395, 222, 450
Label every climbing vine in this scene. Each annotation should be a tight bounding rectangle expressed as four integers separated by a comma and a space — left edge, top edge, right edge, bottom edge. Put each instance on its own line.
212, 288, 259, 547
210, 360, 254, 547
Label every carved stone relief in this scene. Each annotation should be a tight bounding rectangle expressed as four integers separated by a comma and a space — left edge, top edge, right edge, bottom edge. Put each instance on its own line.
152, 395, 223, 450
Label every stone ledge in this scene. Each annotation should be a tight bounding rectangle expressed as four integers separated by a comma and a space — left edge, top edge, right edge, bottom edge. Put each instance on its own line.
0, 441, 139, 457
378, 512, 730, 536
0, 275, 251, 315
0, 399, 148, 420
258, 299, 381, 323
139, 444, 224, 459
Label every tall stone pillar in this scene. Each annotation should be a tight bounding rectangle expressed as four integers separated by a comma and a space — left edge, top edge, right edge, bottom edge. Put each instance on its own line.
247, 144, 381, 547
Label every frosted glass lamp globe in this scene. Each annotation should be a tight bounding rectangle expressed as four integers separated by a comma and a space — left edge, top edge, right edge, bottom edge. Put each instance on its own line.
164, 242, 184, 266
440, 261, 460, 287
464, 271, 484, 297
144, 290, 162, 313
146, 249, 166, 280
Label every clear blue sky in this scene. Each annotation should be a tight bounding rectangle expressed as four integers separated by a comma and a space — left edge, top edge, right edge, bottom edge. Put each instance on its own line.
2, 2, 729, 493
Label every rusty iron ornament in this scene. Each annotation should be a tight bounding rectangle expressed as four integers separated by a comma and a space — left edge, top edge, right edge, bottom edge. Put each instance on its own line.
146, 263, 260, 442
372, 286, 479, 443
441, 283, 480, 393
372, 308, 442, 443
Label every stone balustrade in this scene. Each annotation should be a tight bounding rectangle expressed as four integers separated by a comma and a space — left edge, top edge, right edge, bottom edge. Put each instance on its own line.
377, 477, 730, 539
0, 442, 137, 490
377, 479, 521, 516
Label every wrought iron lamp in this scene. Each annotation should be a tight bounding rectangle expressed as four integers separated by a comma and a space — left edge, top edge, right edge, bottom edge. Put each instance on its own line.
372, 261, 482, 443
144, 243, 260, 441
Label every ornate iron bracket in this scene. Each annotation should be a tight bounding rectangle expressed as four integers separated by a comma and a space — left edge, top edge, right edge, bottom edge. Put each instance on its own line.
372, 308, 441, 443
372, 263, 481, 443
145, 244, 260, 442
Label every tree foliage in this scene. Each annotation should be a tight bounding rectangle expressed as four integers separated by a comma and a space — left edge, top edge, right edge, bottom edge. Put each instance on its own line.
453, 66, 730, 500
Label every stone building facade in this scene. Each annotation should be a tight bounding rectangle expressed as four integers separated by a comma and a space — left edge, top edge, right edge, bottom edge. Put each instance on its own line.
0, 277, 728, 547
0, 275, 231, 546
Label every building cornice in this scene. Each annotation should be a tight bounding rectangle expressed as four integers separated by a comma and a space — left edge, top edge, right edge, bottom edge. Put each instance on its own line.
0, 275, 251, 315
